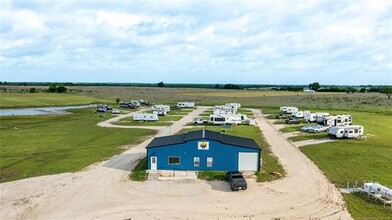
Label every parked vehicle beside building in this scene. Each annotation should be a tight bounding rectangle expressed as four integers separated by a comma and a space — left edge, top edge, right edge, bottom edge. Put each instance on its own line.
226, 171, 247, 191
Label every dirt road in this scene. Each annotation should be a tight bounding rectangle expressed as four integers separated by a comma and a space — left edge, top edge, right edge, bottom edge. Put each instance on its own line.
0, 107, 351, 219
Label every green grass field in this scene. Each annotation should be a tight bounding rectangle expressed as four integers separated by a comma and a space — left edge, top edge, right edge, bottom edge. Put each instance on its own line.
180, 125, 286, 182
299, 110, 392, 218
289, 132, 327, 142
0, 93, 112, 108
0, 108, 156, 182
129, 157, 148, 181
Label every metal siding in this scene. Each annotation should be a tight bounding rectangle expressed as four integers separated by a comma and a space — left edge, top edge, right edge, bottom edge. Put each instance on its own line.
147, 139, 260, 171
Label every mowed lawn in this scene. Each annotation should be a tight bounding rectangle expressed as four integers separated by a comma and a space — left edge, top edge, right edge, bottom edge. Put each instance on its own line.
0, 93, 112, 108
0, 108, 156, 183
300, 111, 392, 218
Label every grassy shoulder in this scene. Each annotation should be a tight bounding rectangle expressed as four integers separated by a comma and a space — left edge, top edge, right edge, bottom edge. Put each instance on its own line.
0, 93, 112, 108
343, 193, 392, 219
180, 125, 286, 182
299, 110, 392, 218
0, 108, 157, 183
113, 120, 173, 126
129, 157, 148, 181
289, 132, 328, 142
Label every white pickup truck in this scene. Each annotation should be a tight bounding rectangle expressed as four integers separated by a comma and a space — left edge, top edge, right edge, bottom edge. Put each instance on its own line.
192, 118, 208, 125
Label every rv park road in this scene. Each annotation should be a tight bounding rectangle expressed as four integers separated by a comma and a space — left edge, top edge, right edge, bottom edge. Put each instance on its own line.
0, 107, 352, 219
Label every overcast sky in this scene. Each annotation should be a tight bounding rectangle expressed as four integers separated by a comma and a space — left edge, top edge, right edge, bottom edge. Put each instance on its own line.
0, 0, 391, 85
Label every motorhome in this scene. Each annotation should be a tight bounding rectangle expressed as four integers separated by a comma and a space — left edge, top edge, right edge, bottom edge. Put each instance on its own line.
152, 105, 170, 112
209, 114, 247, 125
304, 112, 330, 122
318, 114, 352, 127
177, 102, 195, 108
328, 125, 364, 139
133, 113, 159, 121
280, 106, 298, 114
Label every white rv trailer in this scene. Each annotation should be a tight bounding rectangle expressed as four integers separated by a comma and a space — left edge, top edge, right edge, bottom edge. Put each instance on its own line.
133, 113, 159, 121
319, 114, 352, 127
280, 106, 298, 114
209, 114, 247, 125
225, 103, 241, 109
177, 102, 195, 108
152, 105, 170, 112
213, 106, 237, 115
130, 100, 141, 106
304, 112, 330, 122
291, 110, 310, 118
153, 110, 167, 116
327, 125, 364, 139
363, 182, 392, 201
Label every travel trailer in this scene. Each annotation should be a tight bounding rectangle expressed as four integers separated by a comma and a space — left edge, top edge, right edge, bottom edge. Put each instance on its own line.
152, 105, 170, 112
280, 106, 298, 114
209, 114, 247, 125
327, 125, 364, 139
291, 110, 310, 118
363, 182, 392, 200
133, 113, 159, 121
213, 106, 237, 115
318, 114, 352, 127
304, 112, 330, 122
177, 102, 195, 108
153, 110, 167, 116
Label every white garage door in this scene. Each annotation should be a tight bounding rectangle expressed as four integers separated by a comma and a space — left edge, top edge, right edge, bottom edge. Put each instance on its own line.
238, 152, 258, 171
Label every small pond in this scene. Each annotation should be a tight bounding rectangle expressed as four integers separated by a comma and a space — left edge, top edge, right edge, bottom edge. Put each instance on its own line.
0, 105, 95, 116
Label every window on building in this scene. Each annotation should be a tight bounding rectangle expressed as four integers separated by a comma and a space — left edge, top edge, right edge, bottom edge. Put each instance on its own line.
354, 129, 358, 133
194, 157, 200, 167
168, 156, 180, 165
349, 130, 353, 133
207, 157, 213, 167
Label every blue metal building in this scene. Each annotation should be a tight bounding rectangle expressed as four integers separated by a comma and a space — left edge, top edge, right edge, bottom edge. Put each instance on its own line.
146, 130, 261, 171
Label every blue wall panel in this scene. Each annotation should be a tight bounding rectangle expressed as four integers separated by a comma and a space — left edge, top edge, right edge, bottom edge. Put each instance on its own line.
147, 139, 260, 171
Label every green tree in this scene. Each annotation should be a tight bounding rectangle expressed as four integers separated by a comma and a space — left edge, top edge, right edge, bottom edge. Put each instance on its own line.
48, 85, 57, 93
309, 82, 320, 91
157, 82, 164, 87
359, 87, 366, 93
56, 86, 67, 93
115, 97, 120, 104
29, 88, 37, 93
380, 86, 392, 99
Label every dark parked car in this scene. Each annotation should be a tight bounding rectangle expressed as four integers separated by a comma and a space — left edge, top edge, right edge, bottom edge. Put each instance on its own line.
226, 171, 247, 191
275, 114, 288, 119
285, 118, 300, 124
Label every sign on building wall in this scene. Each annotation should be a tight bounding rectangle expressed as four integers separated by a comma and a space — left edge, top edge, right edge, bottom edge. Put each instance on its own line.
198, 141, 209, 150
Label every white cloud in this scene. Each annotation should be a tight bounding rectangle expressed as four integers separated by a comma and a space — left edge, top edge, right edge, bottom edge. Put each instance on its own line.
0, 0, 391, 84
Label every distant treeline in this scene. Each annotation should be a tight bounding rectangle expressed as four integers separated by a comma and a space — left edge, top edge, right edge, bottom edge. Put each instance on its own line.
0, 81, 386, 93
